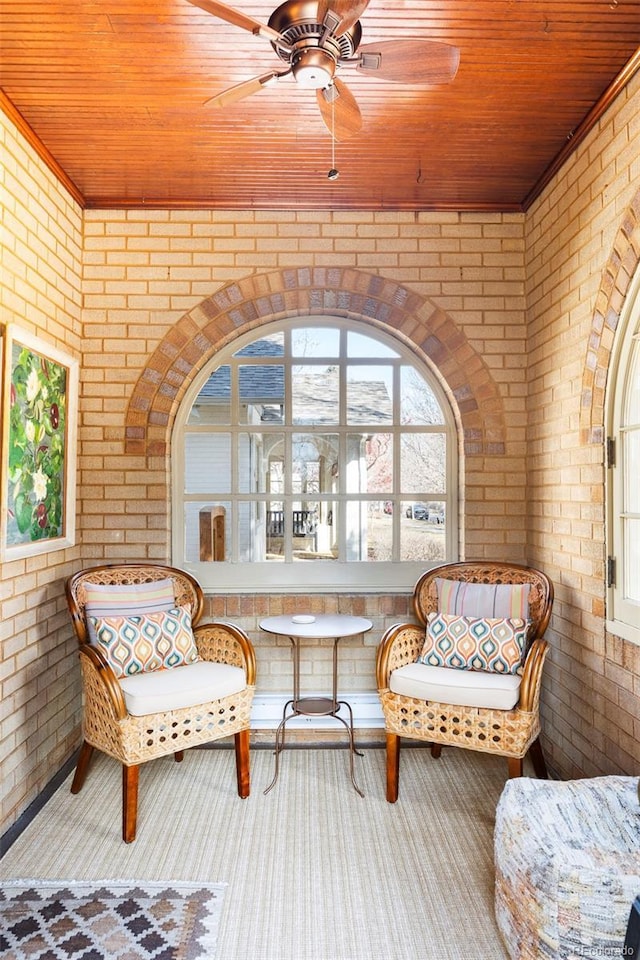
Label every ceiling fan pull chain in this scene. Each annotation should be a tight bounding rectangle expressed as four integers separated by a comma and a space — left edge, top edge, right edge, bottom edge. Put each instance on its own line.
328, 90, 339, 180
332, 95, 336, 165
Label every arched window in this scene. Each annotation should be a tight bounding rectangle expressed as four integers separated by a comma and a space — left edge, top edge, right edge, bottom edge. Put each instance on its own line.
172, 317, 458, 592
606, 268, 640, 644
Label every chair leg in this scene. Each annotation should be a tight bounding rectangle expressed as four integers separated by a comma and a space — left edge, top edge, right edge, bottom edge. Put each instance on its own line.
430, 743, 442, 759
235, 729, 250, 799
508, 757, 523, 778
174, 751, 184, 763
386, 732, 400, 803
122, 764, 140, 843
528, 737, 548, 779
70, 741, 94, 794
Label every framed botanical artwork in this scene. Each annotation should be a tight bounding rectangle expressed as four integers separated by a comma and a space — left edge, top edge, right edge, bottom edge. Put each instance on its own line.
1, 325, 78, 560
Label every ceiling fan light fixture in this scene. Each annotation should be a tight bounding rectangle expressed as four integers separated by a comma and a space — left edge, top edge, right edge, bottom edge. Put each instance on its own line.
292, 47, 336, 88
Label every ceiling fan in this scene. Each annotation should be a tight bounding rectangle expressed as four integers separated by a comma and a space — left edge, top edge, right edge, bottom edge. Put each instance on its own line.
186, 0, 460, 140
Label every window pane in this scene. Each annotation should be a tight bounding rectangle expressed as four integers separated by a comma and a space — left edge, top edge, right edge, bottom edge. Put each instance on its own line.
292, 434, 338, 494
400, 366, 445, 425
292, 328, 340, 357
263, 500, 336, 560
319, 501, 337, 557
344, 500, 371, 561
346, 366, 392, 425
188, 365, 231, 424
265, 502, 285, 559
367, 500, 393, 562
238, 501, 269, 561
626, 343, 640, 423
400, 502, 447, 561
400, 434, 446, 493
185, 434, 231, 493
234, 333, 283, 357
184, 501, 230, 562
266, 447, 285, 496
292, 366, 339, 425
347, 331, 399, 358
624, 428, 640, 513
291, 500, 319, 559
346, 434, 393, 493
238, 432, 284, 494
349, 502, 392, 561
238, 364, 284, 425
624, 518, 640, 603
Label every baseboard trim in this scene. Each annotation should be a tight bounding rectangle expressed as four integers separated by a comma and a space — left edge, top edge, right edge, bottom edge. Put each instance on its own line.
0, 749, 79, 858
250, 693, 385, 730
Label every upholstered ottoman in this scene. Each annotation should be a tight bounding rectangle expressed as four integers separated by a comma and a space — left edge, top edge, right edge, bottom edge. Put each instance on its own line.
494, 776, 640, 959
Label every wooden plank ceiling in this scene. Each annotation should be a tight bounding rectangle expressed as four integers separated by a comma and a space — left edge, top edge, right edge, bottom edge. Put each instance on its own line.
1, 0, 640, 210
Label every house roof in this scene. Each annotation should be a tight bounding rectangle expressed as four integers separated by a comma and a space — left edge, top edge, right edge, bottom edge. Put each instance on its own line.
198, 338, 392, 424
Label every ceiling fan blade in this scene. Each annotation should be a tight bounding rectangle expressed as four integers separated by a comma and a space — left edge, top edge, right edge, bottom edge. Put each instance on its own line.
186, 0, 287, 46
317, 0, 371, 37
356, 39, 460, 84
316, 78, 362, 141
205, 72, 286, 109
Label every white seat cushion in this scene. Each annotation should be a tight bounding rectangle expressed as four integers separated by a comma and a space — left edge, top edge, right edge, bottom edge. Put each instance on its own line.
389, 662, 521, 710
119, 660, 247, 716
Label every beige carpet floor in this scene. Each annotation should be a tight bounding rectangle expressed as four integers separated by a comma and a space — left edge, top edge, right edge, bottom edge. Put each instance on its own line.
0, 745, 511, 960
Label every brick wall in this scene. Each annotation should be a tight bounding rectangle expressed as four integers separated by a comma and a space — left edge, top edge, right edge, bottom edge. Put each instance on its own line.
525, 70, 640, 778
1, 68, 639, 838
0, 109, 83, 832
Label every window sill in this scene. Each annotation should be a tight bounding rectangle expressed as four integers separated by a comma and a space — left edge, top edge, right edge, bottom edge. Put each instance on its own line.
181, 559, 438, 594
606, 618, 640, 647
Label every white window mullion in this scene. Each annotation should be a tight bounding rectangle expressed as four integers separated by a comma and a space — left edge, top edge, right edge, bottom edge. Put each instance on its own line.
229, 357, 239, 562
391, 362, 402, 560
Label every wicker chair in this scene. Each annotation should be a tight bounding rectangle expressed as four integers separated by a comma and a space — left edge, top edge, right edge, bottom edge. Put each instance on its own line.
376, 561, 553, 802
66, 563, 256, 841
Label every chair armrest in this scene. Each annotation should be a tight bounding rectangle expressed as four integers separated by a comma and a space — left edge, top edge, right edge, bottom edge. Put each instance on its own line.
194, 621, 256, 685
518, 637, 549, 712
78, 644, 128, 720
376, 623, 423, 690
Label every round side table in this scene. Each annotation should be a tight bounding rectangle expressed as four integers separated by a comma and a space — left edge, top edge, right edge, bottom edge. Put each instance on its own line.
259, 613, 372, 796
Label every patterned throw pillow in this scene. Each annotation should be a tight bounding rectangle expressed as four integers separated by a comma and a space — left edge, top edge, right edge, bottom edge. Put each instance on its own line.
418, 612, 530, 675
89, 605, 199, 678
435, 579, 530, 619
84, 579, 177, 643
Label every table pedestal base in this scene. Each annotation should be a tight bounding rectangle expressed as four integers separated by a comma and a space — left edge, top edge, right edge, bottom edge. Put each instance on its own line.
263, 697, 365, 797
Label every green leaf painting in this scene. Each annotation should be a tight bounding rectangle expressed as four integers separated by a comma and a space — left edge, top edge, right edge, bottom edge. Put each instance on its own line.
6, 342, 67, 545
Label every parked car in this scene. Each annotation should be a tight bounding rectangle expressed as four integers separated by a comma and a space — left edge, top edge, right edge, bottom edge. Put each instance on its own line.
405, 503, 428, 520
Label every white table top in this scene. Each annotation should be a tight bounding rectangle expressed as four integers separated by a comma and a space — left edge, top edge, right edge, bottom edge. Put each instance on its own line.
259, 613, 373, 639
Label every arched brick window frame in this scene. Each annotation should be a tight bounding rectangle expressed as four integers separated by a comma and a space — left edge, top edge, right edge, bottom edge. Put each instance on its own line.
581, 189, 640, 444
124, 267, 506, 458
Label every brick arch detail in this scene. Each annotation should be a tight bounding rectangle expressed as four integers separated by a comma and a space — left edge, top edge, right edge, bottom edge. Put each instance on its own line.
581, 188, 640, 444
124, 268, 506, 457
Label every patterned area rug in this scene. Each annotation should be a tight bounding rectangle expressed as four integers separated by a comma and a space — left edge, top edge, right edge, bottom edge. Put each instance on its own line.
0, 879, 226, 959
